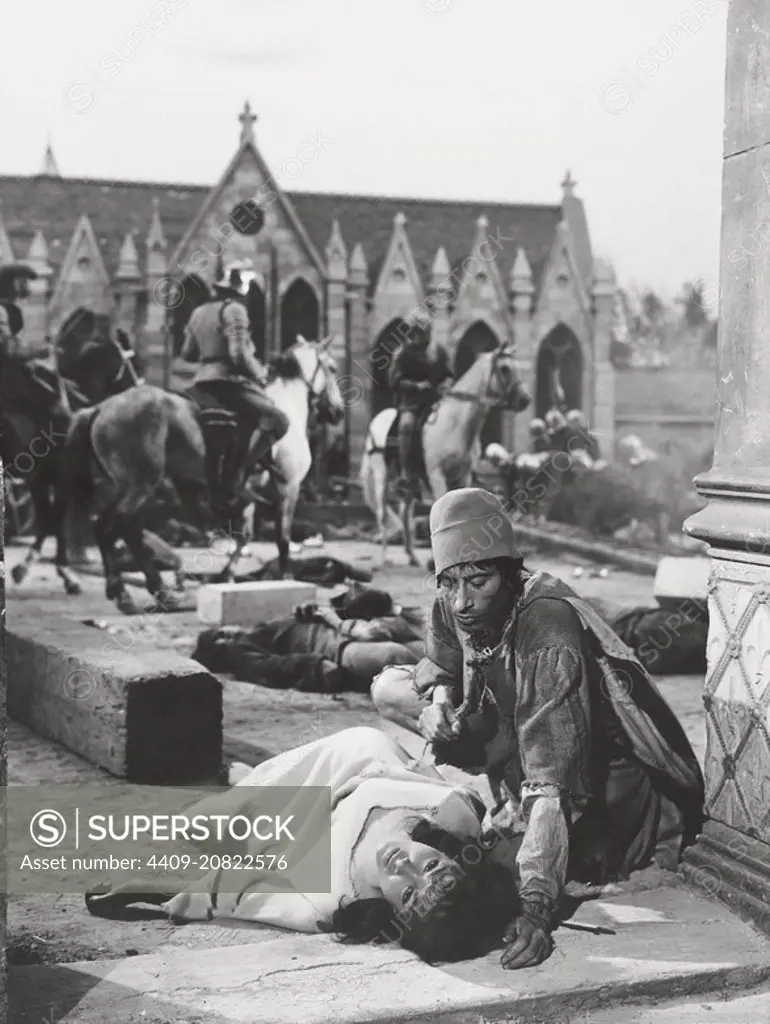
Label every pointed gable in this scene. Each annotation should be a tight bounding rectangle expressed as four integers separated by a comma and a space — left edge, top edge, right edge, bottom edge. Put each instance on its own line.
536, 218, 590, 317
172, 103, 324, 284
455, 214, 507, 313
48, 213, 112, 327
374, 211, 424, 304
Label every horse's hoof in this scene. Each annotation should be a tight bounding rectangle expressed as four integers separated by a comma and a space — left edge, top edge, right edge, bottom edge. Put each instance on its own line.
408, 557, 421, 569
11, 564, 26, 584
151, 588, 179, 613
281, 572, 294, 581
116, 593, 138, 615
64, 579, 83, 596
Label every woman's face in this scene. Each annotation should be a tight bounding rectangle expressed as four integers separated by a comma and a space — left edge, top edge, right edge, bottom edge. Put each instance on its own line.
375, 839, 458, 912
438, 562, 505, 633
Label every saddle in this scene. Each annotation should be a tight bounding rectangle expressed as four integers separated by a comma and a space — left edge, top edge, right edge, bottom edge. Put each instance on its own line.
180, 383, 263, 527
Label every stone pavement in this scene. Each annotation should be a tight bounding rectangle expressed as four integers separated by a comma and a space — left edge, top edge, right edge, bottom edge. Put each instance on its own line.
8, 885, 770, 1023
5, 537, 728, 1023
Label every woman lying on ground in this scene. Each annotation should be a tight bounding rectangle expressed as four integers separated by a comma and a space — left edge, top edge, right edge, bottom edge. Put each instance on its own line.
372, 487, 705, 970
85, 726, 521, 966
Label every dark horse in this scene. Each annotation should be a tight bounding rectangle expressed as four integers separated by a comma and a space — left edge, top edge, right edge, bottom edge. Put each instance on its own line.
63, 335, 346, 615
3, 308, 143, 594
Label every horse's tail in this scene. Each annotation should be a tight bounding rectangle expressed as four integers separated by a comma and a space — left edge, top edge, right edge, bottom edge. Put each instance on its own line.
64, 407, 97, 511
359, 429, 401, 537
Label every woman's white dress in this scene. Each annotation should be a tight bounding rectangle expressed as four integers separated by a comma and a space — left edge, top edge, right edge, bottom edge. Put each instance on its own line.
164, 727, 486, 931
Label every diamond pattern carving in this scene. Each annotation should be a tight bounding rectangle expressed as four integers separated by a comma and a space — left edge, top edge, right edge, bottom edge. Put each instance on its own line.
705, 560, 770, 844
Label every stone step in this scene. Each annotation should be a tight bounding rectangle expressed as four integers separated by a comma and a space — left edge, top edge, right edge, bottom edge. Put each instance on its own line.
8, 885, 770, 1023
6, 612, 222, 785
197, 580, 317, 626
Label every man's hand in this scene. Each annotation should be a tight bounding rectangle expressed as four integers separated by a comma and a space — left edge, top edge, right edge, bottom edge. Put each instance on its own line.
418, 702, 461, 743
349, 621, 391, 641
500, 916, 554, 970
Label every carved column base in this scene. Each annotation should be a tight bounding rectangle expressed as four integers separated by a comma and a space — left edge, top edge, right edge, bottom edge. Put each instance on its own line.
680, 501, 770, 932
680, 819, 770, 936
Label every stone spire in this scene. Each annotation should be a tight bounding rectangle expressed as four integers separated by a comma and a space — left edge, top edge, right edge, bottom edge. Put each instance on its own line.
27, 230, 50, 275
117, 231, 140, 280
561, 169, 577, 198
147, 196, 167, 251
510, 247, 534, 294
239, 100, 257, 145
430, 246, 451, 292
349, 243, 368, 287
325, 219, 348, 282
40, 139, 61, 177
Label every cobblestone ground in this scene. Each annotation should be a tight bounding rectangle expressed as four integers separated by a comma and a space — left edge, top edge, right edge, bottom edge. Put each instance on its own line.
4, 536, 706, 967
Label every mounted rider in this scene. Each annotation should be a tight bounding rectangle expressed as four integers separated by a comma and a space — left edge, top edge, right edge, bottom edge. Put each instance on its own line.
388, 308, 453, 495
0, 263, 35, 359
181, 259, 290, 484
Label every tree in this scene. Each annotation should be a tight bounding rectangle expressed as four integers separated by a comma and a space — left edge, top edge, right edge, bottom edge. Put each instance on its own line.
681, 280, 710, 329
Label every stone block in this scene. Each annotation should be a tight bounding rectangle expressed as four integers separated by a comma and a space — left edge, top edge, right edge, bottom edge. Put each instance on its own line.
654, 555, 710, 605
6, 614, 222, 785
197, 579, 316, 626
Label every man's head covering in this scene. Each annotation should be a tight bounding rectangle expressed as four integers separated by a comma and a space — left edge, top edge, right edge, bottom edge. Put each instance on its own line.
214, 259, 257, 296
566, 409, 587, 429
429, 487, 521, 576
545, 408, 567, 432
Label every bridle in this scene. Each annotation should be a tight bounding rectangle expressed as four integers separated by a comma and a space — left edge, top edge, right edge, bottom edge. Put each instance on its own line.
293, 342, 341, 417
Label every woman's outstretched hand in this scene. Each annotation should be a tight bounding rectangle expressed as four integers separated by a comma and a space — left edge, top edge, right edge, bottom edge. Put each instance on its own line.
500, 916, 554, 970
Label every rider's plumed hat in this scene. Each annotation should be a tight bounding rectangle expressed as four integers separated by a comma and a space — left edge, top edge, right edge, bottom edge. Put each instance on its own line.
429, 487, 521, 576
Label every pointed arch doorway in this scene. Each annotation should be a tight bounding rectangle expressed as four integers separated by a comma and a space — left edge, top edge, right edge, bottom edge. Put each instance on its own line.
536, 323, 583, 418
281, 278, 320, 350
455, 320, 502, 448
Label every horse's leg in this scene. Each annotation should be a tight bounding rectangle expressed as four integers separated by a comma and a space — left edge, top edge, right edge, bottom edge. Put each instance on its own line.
92, 505, 137, 615
53, 482, 83, 596
10, 480, 49, 586
401, 495, 420, 568
119, 515, 179, 612
375, 461, 392, 569
275, 482, 301, 579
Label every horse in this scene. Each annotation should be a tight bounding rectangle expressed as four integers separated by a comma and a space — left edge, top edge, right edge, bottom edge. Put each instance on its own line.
359, 344, 531, 568
4, 308, 143, 594
63, 335, 345, 614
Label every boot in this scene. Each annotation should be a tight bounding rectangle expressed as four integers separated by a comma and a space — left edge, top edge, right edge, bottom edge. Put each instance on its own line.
247, 428, 287, 485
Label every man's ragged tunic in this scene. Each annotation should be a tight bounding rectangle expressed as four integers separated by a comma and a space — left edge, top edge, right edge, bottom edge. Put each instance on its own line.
388, 342, 453, 411
414, 571, 703, 918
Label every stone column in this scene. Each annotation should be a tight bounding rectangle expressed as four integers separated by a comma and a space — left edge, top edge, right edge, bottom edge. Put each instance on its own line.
0, 463, 6, 1024
324, 221, 348, 488
591, 257, 616, 456
681, 0, 770, 936
429, 247, 452, 354
25, 230, 52, 355
346, 243, 370, 476
509, 248, 535, 450
143, 198, 169, 385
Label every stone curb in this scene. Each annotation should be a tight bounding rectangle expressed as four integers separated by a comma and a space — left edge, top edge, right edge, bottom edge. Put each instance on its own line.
510, 520, 662, 576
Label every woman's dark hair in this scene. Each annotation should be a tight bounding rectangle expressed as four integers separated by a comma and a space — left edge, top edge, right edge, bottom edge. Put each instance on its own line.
320, 818, 519, 964
437, 555, 527, 601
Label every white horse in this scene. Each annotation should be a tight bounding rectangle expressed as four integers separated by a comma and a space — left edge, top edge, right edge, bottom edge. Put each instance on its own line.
243, 335, 346, 574
360, 344, 531, 568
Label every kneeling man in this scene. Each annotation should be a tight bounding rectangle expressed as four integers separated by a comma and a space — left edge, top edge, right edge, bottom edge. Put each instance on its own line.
372, 487, 704, 970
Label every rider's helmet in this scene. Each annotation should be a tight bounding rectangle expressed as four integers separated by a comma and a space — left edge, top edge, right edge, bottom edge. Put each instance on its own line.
545, 408, 567, 433
565, 408, 588, 429
214, 259, 258, 296
528, 418, 547, 436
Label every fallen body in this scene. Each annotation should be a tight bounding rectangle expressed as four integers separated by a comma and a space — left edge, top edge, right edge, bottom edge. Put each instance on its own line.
193, 590, 425, 692
85, 727, 523, 966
